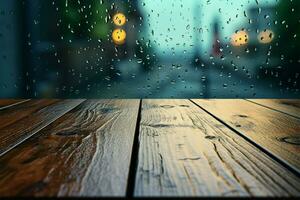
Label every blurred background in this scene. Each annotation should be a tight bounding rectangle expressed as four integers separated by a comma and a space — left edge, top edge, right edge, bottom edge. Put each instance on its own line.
0, 0, 299, 98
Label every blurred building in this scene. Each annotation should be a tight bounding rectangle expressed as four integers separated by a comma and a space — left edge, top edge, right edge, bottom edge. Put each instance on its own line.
211, 17, 222, 57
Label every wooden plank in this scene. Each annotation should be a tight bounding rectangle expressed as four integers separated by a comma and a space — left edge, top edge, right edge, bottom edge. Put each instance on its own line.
192, 99, 300, 174
134, 99, 300, 197
0, 100, 61, 130
0, 99, 85, 156
0, 99, 30, 110
0, 100, 140, 197
247, 99, 300, 119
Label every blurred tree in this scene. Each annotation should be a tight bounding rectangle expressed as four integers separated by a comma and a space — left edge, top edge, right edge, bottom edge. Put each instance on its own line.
276, 0, 300, 62
58, 0, 111, 40
276, 0, 300, 58
274, 0, 300, 88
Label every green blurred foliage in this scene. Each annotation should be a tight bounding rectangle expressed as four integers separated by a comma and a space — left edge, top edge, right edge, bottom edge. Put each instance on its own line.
58, 0, 112, 40
275, 0, 300, 63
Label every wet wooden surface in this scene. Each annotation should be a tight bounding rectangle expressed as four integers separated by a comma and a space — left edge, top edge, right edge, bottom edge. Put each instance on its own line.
0, 99, 299, 197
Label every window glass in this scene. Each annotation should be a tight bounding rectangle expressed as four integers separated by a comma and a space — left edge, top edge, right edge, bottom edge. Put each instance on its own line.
0, 0, 299, 98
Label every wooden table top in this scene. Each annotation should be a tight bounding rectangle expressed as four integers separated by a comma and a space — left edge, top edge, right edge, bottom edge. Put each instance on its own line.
0, 99, 299, 197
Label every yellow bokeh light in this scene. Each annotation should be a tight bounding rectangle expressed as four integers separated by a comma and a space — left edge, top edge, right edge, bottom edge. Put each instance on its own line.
258, 29, 274, 44
112, 28, 126, 45
231, 30, 249, 46
113, 13, 126, 26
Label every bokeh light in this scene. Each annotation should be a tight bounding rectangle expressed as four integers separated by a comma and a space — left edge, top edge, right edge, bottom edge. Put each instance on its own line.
112, 28, 126, 45
231, 30, 249, 46
258, 29, 275, 44
113, 13, 126, 26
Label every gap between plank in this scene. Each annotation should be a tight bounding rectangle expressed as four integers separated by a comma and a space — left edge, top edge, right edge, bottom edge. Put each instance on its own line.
245, 99, 300, 120
126, 99, 142, 198
189, 99, 300, 178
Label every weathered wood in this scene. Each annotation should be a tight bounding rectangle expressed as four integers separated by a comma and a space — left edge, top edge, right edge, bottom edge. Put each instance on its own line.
247, 99, 300, 119
192, 99, 300, 174
0, 99, 30, 110
0, 99, 85, 156
0, 100, 60, 130
134, 99, 300, 197
0, 100, 140, 197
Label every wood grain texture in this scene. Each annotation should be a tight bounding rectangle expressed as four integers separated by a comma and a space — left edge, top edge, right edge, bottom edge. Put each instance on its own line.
0, 99, 85, 156
247, 99, 300, 119
192, 99, 300, 174
0, 99, 30, 110
0, 100, 60, 130
134, 99, 300, 197
0, 100, 140, 197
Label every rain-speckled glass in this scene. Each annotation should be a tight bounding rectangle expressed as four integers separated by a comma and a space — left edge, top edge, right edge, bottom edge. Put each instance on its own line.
0, 0, 299, 98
